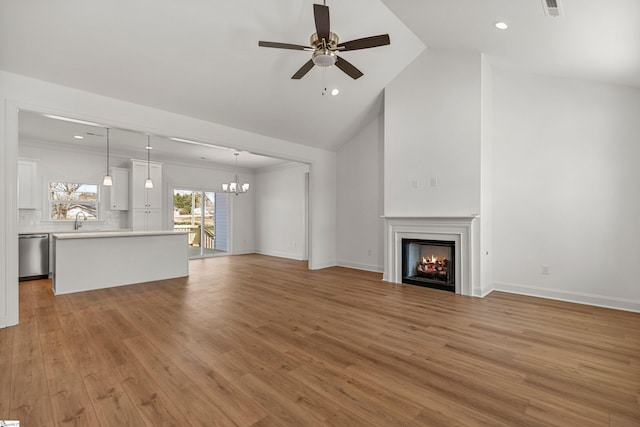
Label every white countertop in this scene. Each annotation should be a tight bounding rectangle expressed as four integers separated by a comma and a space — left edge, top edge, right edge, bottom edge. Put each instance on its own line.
52, 230, 188, 239
20, 228, 132, 235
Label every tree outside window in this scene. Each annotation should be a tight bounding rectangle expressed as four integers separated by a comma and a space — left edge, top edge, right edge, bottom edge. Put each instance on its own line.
49, 182, 98, 220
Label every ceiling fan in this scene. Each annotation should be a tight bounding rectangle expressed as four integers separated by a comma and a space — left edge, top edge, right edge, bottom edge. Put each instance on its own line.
258, 2, 390, 80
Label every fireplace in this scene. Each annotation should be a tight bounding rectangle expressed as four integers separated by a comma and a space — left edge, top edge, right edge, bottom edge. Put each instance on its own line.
402, 239, 455, 291
383, 216, 478, 296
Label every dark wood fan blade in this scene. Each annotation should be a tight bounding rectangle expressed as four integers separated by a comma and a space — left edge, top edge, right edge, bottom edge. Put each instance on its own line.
292, 59, 315, 79
337, 34, 390, 51
335, 57, 363, 80
259, 41, 311, 50
313, 4, 330, 41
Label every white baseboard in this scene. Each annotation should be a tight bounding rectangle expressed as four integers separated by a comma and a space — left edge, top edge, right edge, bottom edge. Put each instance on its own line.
476, 287, 494, 298
336, 260, 384, 273
255, 249, 306, 261
309, 259, 337, 270
493, 281, 640, 313
0, 314, 18, 329
233, 249, 256, 255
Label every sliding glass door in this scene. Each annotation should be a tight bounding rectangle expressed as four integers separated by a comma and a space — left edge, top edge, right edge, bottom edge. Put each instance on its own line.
173, 189, 228, 258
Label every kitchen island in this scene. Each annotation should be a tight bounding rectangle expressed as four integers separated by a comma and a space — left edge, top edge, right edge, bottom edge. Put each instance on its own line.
52, 230, 189, 295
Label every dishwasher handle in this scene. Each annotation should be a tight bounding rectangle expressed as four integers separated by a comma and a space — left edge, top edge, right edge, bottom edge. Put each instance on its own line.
19, 234, 49, 239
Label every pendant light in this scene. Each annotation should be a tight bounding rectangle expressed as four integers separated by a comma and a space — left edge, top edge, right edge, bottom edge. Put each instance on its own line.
144, 135, 154, 189
222, 152, 250, 195
102, 128, 113, 186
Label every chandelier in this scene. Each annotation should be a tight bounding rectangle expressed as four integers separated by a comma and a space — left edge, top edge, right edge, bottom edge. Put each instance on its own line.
222, 152, 250, 195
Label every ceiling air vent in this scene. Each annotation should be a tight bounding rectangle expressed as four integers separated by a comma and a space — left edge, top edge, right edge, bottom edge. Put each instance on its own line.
542, 0, 563, 17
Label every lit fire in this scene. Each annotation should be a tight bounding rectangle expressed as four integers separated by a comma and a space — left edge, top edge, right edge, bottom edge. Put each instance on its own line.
422, 255, 438, 264
417, 254, 449, 276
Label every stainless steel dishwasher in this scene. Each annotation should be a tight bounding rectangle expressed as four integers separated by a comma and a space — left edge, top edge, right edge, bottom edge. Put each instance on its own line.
19, 233, 49, 280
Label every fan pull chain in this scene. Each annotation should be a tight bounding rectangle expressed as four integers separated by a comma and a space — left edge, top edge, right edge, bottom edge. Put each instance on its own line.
322, 68, 327, 96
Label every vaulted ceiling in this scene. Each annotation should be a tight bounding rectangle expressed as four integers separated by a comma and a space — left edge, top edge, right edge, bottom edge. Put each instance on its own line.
2, 0, 638, 157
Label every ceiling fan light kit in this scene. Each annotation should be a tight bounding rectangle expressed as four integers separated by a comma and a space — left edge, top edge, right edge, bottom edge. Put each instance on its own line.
312, 49, 336, 67
258, 3, 390, 80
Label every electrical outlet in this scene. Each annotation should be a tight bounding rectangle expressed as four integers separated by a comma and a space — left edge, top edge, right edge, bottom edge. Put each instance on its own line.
367, 249, 372, 256
412, 179, 420, 189
430, 177, 438, 187
541, 265, 550, 275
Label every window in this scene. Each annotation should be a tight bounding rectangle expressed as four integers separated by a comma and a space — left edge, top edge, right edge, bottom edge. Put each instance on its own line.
48, 182, 98, 220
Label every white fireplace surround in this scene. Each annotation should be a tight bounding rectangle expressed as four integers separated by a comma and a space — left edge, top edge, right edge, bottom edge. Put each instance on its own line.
383, 216, 478, 296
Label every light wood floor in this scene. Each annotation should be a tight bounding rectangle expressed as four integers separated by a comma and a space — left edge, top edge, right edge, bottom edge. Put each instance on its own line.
1, 254, 639, 426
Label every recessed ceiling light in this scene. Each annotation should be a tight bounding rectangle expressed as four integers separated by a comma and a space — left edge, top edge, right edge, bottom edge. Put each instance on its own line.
74, 135, 84, 139
331, 88, 340, 96
43, 114, 103, 127
495, 22, 508, 30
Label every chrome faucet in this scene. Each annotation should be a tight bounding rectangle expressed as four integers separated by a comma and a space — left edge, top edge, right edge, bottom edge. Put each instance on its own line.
74, 211, 87, 230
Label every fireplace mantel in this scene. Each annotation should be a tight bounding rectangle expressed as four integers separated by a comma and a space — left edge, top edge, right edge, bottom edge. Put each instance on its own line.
383, 216, 479, 296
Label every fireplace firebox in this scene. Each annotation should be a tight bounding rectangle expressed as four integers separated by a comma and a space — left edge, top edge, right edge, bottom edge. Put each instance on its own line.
402, 239, 455, 292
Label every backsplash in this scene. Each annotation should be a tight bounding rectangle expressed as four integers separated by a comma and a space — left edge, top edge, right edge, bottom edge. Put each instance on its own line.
18, 208, 126, 233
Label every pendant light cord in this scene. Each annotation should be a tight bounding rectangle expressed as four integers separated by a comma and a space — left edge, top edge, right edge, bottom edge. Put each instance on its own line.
106, 128, 110, 173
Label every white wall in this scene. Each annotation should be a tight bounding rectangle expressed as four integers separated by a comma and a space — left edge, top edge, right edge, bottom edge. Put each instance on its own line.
479, 56, 493, 296
254, 163, 309, 260
0, 70, 336, 328
384, 48, 482, 217
383, 48, 488, 296
492, 69, 640, 311
336, 115, 385, 272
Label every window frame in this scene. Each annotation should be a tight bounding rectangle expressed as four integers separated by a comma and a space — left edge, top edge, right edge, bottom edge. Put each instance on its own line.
47, 181, 100, 222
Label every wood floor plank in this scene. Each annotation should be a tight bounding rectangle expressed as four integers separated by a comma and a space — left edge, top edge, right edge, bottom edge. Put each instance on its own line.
222, 347, 340, 424
287, 363, 421, 426
236, 373, 325, 427
39, 329, 77, 380
47, 373, 100, 426
121, 334, 238, 426
167, 347, 268, 425
116, 359, 188, 427
345, 361, 511, 427
0, 327, 14, 417
55, 311, 112, 377
9, 284, 55, 426
3, 254, 639, 426
82, 366, 148, 427
10, 358, 54, 426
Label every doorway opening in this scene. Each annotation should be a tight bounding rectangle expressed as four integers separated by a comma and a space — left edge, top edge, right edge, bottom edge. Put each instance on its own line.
173, 189, 229, 258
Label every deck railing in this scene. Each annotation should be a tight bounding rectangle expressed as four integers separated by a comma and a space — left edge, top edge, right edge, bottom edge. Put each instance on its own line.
173, 224, 215, 249
203, 227, 215, 249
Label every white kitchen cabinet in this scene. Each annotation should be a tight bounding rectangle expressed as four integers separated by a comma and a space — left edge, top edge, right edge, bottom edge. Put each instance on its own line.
130, 160, 162, 209
131, 208, 162, 231
130, 159, 163, 231
18, 159, 38, 209
109, 167, 129, 211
